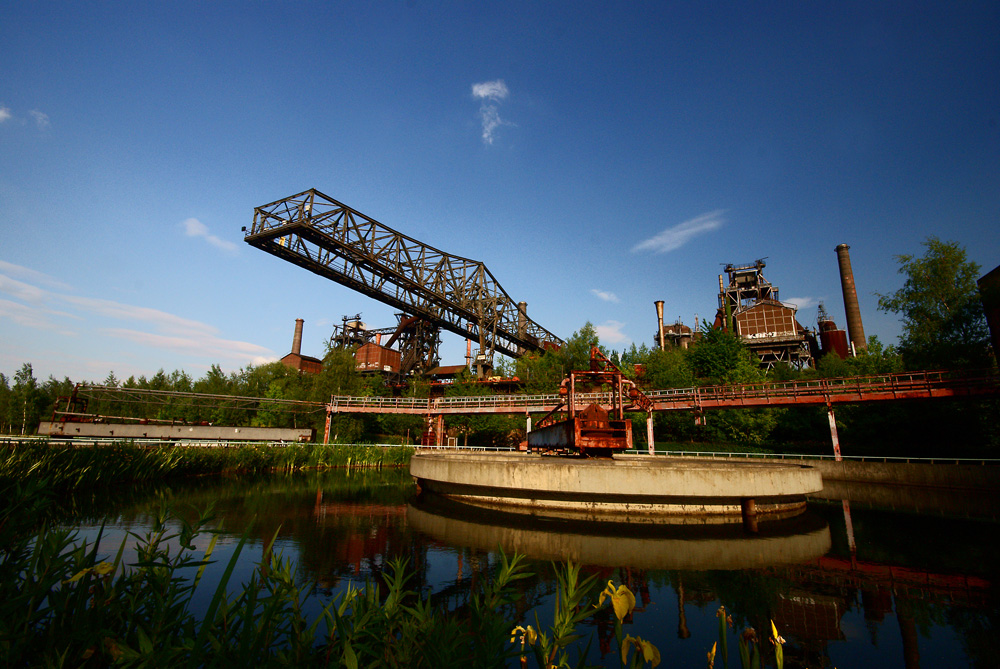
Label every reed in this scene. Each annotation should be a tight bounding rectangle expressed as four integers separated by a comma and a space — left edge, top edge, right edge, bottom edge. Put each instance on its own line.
0, 442, 415, 494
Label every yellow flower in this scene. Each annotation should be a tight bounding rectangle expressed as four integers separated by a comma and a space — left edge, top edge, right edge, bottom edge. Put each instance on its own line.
707, 641, 717, 668
509, 625, 536, 647
622, 634, 661, 668
64, 561, 115, 584
598, 581, 637, 622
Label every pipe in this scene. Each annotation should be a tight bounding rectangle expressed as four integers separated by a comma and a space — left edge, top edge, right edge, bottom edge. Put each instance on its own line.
835, 244, 867, 350
292, 319, 304, 356
719, 275, 732, 332
654, 300, 665, 350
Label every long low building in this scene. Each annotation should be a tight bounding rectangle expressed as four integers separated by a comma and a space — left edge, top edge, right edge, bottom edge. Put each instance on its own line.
37, 421, 313, 442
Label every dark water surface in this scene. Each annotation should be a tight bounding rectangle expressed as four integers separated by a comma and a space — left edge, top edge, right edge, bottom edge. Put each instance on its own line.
68, 468, 999, 668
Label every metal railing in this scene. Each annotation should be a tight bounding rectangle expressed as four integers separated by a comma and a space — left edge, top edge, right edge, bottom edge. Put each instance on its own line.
623, 448, 1000, 465
328, 369, 999, 415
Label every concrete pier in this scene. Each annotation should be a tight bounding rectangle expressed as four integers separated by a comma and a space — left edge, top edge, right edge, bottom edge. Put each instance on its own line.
410, 452, 823, 521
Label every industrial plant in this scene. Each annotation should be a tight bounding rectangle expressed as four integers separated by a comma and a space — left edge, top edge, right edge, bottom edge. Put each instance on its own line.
249, 188, 875, 384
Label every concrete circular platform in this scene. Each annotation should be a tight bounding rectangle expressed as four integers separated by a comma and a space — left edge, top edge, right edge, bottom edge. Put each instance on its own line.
410, 452, 824, 521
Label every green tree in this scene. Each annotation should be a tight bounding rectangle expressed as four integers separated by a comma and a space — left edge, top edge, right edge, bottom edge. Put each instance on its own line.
10, 363, 42, 435
687, 328, 761, 385
0, 373, 10, 434
643, 347, 694, 389
562, 322, 600, 372
876, 237, 990, 369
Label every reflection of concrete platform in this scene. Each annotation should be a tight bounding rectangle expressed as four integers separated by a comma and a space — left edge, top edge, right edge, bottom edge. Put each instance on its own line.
410, 452, 824, 521
407, 496, 832, 570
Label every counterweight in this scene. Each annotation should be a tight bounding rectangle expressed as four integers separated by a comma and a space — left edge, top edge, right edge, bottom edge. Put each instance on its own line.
245, 189, 563, 368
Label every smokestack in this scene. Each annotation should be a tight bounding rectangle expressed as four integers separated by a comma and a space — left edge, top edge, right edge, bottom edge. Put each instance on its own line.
654, 301, 665, 351
835, 244, 867, 351
292, 318, 304, 356
516, 302, 528, 355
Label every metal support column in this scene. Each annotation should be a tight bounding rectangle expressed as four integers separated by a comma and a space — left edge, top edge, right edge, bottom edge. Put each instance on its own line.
646, 413, 655, 455
827, 403, 842, 461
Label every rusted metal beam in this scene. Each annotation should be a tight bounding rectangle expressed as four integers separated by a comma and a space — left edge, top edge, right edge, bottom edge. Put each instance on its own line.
245, 189, 563, 366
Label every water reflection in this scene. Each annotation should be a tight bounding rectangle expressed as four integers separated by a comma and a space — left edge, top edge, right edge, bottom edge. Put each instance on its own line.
409, 494, 832, 570
57, 469, 999, 667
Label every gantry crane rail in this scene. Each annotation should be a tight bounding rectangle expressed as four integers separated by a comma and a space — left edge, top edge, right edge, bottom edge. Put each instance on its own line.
244, 189, 563, 367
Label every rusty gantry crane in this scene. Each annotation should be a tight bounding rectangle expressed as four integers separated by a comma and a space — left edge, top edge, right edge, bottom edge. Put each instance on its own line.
527, 346, 653, 457
244, 189, 564, 376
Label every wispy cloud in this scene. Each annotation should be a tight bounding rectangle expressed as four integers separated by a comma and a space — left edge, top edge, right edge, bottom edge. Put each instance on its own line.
62, 295, 217, 336
103, 329, 274, 366
0, 106, 50, 129
0, 261, 74, 291
0, 298, 78, 334
181, 217, 238, 253
595, 320, 630, 345
632, 210, 726, 254
29, 110, 50, 129
590, 289, 620, 303
0, 274, 50, 303
0, 262, 275, 370
783, 296, 818, 311
471, 79, 513, 145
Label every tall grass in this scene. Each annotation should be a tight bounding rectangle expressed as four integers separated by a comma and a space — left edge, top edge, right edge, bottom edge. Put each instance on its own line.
0, 442, 414, 495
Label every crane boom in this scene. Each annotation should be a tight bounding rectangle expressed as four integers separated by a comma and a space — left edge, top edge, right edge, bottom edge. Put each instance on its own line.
245, 189, 563, 364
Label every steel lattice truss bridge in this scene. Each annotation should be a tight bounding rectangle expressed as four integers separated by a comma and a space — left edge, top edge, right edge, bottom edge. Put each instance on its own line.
244, 188, 563, 370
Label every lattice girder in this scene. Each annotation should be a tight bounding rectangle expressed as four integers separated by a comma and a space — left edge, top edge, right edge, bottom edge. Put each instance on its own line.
245, 189, 562, 359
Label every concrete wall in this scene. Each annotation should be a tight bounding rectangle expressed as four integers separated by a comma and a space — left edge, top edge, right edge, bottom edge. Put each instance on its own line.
785, 457, 999, 490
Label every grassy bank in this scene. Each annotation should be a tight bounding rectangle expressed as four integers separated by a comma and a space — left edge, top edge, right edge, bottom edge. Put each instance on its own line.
0, 442, 415, 495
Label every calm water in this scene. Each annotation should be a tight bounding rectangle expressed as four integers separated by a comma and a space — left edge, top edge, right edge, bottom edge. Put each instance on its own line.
66, 468, 1000, 668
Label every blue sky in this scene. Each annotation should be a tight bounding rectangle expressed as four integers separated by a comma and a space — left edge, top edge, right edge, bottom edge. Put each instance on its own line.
2, 1, 998, 383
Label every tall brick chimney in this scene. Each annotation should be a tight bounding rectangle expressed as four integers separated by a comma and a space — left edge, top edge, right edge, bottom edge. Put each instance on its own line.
292, 318, 304, 356
835, 244, 866, 352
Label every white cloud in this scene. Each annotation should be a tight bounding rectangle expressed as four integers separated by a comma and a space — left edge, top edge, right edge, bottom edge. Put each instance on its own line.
29, 110, 50, 129
181, 217, 238, 253
0, 274, 49, 303
0, 298, 78, 334
632, 210, 726, 254
1, 264, 275, 370
590, 288, 620, 303
471, 79, 513, 145
595, 320, 630, 345
62, 295, 217, 336
472, 80, 509, 101
783, 296, 818, 311
0, 261, 74, 291
0, 106, 11, 123
102, 328, 275, 365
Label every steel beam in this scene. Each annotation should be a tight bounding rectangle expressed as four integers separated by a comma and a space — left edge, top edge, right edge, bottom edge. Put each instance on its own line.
245, 189, 563, 363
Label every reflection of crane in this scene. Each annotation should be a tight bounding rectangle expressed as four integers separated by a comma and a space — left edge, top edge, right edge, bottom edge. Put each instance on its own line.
245, 189, 563, 376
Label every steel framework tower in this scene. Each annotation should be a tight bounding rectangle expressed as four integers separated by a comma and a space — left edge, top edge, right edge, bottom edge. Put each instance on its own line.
244, 188, 563, 373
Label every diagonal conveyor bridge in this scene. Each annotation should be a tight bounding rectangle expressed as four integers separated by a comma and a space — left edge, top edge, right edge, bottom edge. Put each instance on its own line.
244, 188, 563, 373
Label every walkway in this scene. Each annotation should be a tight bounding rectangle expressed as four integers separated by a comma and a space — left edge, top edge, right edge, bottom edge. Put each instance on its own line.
328, 369, 1000, 416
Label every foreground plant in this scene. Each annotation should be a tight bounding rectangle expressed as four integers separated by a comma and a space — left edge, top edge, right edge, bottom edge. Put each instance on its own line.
3, 478, 791, 668
708, 605, 785, 669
